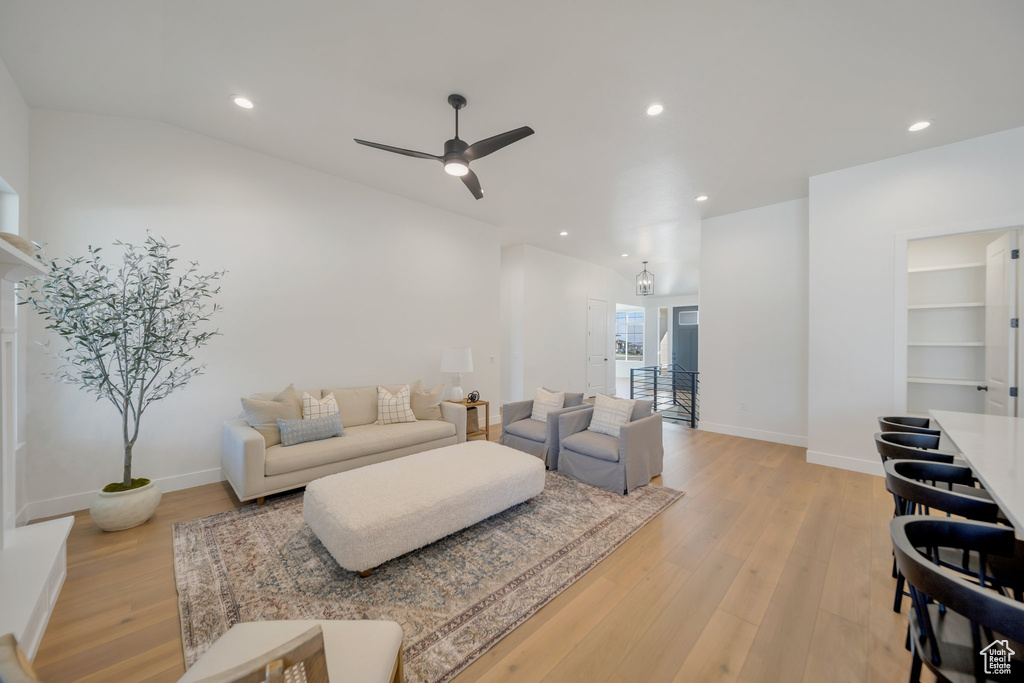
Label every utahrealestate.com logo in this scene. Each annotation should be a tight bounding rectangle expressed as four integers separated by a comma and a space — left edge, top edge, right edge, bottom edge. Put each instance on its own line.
981, 640, 1015, 676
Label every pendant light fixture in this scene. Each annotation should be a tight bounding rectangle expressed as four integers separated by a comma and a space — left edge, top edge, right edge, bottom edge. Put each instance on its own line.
636, 261, 654, 296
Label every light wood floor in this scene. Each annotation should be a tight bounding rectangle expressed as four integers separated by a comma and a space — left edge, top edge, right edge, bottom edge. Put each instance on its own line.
32, 424, 921, 683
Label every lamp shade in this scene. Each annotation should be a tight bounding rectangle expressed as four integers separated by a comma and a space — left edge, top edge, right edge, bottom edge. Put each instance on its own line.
440, 347, 474, 373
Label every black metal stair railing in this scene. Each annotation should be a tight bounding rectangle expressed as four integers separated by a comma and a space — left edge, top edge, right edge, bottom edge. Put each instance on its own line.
629, 364, 699, 428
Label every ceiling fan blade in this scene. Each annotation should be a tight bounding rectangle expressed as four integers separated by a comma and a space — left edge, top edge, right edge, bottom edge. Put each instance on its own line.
353, 139, 441, 161
461, 169, 484, 200
464, 126, 534, 162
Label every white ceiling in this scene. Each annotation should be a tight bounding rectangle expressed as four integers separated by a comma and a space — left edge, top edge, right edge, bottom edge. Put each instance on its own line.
2, 0, 1023, 296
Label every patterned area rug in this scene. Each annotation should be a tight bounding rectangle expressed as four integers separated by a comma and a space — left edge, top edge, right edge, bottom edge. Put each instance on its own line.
173, 472, 683, 682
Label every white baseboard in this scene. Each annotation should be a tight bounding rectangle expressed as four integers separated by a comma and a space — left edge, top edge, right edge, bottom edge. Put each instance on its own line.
26, 467, 226, 521
698, 421, 808, 448
806, 450, 884, 477
15, 503, 28, 526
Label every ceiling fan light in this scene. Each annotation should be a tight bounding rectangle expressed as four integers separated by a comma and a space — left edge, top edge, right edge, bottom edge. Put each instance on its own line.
444, 161, 469, 176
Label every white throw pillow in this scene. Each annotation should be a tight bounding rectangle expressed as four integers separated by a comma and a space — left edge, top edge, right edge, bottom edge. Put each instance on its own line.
531, 387, 565, 423
302, 391, 339, 419
588, 393, 636, 437
376, 384, 417, 424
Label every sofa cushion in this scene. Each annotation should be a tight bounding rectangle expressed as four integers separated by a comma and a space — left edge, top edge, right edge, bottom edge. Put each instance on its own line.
325, 386, 379, 427
302, 391, 339, 419
278, 414, 344, 446
562, 430, 620, 462
252, 388, 320, 401
504, 417, 547, 442
241, 385, 302, 447
264, 420, 456, 476
410, 383, 445, 420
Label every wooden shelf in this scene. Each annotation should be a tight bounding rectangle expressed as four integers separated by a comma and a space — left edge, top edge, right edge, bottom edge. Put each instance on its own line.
908, 262, 985, 273
907, 302, 984, 310
907, 341, 984, 347
907, 377, 983, 386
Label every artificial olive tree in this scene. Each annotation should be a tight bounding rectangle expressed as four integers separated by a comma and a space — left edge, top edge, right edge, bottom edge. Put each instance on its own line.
21, 236, 224, 489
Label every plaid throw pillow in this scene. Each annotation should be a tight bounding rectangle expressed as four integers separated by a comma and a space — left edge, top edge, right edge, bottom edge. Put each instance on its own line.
588, 393, 636, 437
302, 391, 339, 419
376, 385, 417, 425
531, 387, 565, 423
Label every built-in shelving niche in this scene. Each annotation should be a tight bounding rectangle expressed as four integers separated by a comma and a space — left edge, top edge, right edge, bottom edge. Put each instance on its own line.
905, 234, 999, 415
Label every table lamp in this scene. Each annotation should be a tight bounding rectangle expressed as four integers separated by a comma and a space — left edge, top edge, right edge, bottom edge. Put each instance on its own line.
441, 347, 473, 401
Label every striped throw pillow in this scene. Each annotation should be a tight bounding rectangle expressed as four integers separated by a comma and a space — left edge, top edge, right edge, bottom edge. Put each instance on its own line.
376, 385, 417, 425
302, 392, 339, 419
588, 394, 636, 437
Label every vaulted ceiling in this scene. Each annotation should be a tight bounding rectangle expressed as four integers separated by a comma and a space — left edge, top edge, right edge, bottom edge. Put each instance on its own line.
2, 0, 1023, 295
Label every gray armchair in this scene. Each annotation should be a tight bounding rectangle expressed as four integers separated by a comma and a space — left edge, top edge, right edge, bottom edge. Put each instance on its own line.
557, 400, 662, 494
499, 391, 588, 469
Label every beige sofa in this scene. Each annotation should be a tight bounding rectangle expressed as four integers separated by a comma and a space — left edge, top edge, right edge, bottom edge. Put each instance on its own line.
222, 385, 467, 503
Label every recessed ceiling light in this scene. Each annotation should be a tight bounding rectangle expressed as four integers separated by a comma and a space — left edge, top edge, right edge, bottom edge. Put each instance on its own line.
232, 96, 254, 109
621, 253, 629, 257
559, 231, 568, 236
908, 121, 931, 132
646, 103, 664, 116
695, 195, 708, 202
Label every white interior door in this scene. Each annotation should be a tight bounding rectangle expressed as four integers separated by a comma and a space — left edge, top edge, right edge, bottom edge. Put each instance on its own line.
587, 298, 608, 397
984, 232, 1016, 415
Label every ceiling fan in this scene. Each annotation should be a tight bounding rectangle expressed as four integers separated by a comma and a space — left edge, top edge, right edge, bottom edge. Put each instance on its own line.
354, 94, 534, 200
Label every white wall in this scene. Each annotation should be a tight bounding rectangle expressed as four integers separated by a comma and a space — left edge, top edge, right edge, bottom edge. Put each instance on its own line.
699, 198, 809, 447
501, 244, 637, 402
808, 126, 1024, 475
26, 110, 501, 518
500, 245, 524, 404
0, 55, 32, 524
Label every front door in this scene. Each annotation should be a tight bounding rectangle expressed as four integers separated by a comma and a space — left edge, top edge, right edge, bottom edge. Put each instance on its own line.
672, 306, 699, 371
587, 298, 608, 397
984, 232, 1017, 415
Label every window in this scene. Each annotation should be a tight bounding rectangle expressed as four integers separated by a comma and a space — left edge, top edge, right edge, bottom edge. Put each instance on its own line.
615, 311, 644, 360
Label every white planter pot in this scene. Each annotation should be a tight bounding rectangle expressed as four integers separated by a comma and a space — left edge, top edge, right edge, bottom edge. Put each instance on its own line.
89, 481, 163, 531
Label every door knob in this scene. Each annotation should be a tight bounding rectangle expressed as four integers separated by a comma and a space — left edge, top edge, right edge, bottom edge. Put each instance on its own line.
977, 385, 989, 391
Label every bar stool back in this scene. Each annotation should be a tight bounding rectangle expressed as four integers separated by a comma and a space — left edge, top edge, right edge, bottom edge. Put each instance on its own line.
891, 517, 1024, 683
878, 416, 940, 437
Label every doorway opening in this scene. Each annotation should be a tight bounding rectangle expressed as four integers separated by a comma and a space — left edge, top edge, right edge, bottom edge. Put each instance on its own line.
904, 228, 1021, 416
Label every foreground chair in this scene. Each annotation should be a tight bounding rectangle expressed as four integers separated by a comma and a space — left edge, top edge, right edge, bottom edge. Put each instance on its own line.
878, 416, 941, 436
0, 634, 38, 683
891, 517, 1024, 683
558, 400, 661, 494
179, 620, 403, 683
500, 390, 588, 469
884, 459, 1021, 612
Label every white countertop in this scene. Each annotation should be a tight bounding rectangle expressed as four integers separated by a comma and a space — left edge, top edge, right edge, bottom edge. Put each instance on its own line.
929, 410, 1024, 532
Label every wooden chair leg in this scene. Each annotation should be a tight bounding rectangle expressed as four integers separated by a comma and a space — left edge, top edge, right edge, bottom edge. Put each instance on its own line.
358, 568, 374, 578
256, 496, 266, 506
390, 647, 403, 683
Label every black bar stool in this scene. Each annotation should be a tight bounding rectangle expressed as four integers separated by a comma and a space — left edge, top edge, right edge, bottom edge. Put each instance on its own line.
891, 517, 1024, 683
874, 432, 961, 465
884, 459, 1021, 612
878, 416, 941, 437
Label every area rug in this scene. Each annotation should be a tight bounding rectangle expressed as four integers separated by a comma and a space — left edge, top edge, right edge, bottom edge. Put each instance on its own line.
173, 472, 683, 683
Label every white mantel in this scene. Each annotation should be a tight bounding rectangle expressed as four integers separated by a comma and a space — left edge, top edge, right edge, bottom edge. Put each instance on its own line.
0, 238, 73, 659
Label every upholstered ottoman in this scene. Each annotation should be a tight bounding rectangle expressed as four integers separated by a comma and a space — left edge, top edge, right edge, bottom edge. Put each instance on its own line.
303, 440, 545, 575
